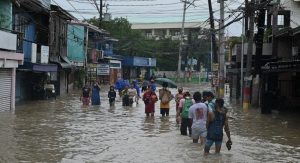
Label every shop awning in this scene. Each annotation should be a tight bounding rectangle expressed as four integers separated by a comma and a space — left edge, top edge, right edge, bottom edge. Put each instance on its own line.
18, 62, 58, 72
262, 60, 300, 73
52, 56, 73, 69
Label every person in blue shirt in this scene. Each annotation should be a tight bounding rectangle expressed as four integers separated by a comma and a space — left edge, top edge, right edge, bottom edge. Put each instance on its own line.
132, 80, 141, 104
91, 81, 101, 105
150, 79, 156, 92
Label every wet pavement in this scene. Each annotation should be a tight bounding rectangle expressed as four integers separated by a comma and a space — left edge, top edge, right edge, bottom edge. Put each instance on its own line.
0, 83, 300, 163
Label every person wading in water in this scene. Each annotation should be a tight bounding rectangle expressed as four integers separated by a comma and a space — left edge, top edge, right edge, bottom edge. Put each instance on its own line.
204, 98, 231, 155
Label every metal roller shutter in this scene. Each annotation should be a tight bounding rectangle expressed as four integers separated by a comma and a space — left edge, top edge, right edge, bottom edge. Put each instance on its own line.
0, 69, 12, 111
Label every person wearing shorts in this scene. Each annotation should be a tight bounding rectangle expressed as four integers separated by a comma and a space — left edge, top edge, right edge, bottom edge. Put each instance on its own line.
189, 91, 209, 144
204, 98, 231, 155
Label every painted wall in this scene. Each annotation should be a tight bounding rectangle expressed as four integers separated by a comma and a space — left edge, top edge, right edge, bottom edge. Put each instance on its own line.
0, 0, 12, 30
67, 25, 85, 63
23, 22, 36, 62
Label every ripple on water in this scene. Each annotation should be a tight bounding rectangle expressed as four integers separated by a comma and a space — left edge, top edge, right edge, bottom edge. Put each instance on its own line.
0, 84, 299, 162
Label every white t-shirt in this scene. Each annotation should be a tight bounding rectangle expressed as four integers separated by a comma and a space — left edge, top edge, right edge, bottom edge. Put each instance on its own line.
188, 102, 208, 130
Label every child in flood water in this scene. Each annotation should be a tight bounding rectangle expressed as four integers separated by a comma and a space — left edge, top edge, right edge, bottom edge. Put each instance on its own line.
108, 86, 116, 106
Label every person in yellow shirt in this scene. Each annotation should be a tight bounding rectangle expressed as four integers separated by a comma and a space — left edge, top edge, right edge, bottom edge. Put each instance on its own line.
159, 82, 173, 116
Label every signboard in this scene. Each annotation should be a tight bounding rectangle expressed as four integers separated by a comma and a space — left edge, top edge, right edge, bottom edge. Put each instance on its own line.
212, 77, 219, 86
41, 45, 49, 63
97, 64, 110, 75
109, 60, 121, 69
72, 61, 84, 67
31, 43, 37, 63
213, 63, 219, 72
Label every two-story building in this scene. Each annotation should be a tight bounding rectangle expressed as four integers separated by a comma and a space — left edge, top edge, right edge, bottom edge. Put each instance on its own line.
12, 0, 59, 101
0, 0, 24, 111
69, 21, 121, 85
131, 22, 208, 40
228, 0, 300, 113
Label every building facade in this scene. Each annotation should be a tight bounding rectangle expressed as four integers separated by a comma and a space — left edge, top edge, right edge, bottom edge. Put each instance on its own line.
131, 22, 208, 40
0, 0, 24, 111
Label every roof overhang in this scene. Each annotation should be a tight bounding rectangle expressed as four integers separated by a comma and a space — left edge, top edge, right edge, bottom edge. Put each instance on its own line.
69, 20, 109, 34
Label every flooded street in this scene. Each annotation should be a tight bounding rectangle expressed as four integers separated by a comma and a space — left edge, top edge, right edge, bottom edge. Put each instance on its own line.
1, 83, 300, 163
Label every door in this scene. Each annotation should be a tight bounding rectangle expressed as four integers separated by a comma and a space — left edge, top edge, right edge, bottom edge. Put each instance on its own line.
0, 69, 12, 111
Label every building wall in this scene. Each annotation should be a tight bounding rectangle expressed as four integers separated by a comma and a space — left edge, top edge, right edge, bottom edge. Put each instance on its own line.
49, 13, 68, 62
278, 37, 292, 59
67, 24, 85, 63
59, 71, 66, 95
282, 1, 300, 28
0, 0, 12, 30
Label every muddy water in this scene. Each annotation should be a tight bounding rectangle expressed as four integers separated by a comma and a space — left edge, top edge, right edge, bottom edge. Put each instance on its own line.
0, 83, 300, 163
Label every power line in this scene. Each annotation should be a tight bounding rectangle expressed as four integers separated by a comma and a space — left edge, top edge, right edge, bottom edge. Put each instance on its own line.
68, 0, 181, 6
65, 0, 86, 19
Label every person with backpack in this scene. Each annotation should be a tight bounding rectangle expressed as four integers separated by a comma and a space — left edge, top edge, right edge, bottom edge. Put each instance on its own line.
189, 92, 209, 144
158, 82, 173, 116
204, 98, 231, 155
178, 92, 195, 136
143, 85, 158, 116
206, 91, 216, 112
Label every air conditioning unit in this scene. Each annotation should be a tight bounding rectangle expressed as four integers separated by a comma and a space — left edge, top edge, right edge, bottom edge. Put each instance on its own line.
99, 50, 104, 59
292, 47, 299, 56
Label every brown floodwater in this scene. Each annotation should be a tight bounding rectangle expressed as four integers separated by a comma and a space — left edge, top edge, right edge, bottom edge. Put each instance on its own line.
0, 83, 299, 162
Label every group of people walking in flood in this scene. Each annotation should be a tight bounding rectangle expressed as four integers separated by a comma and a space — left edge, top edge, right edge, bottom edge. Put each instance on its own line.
80, 79, 232, 155
175, 88, 232, 155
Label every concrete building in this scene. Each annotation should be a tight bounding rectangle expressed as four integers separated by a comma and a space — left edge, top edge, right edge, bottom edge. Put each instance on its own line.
0, 0, 24, 111
131, 22, 208, 40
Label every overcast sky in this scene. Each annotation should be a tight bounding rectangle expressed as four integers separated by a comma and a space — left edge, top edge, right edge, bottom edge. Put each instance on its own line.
53, 0, 244, 36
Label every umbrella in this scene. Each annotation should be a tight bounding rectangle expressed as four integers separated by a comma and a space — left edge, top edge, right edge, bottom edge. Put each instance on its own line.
155, 78, 177, 88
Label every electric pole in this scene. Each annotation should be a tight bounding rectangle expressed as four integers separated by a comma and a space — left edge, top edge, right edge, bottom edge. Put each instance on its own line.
272, 2, 279, 58
177, 0, 187, 78
243, 0, 255, 109
99, 0, 103, 23
246, 0, 254, 77
254, 0, 266, 75
208, 0, 218, 63
218, 0, 225, 97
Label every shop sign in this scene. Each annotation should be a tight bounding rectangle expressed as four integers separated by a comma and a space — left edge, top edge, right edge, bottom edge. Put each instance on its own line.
97, 64, 110, 75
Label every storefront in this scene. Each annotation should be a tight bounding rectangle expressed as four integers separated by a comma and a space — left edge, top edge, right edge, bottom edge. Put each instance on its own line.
0, 51, 24, 111
122, 56, 156, 81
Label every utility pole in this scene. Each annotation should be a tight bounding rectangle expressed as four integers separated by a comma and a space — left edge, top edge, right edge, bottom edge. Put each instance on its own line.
272, 2, 279, 58
245, 0, 249, 36
254, 1, 266, 75
246, 0, 254, 77
243, 0, 255, 109
241, 15, 244, 102
218, 0, 225, 97
99, 0, 103, 27
208, 0, 218, 63
177, 0, 187, 79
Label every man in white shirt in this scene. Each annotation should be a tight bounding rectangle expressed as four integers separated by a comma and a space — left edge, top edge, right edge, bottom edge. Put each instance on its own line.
189, 91, 209, 144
